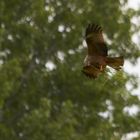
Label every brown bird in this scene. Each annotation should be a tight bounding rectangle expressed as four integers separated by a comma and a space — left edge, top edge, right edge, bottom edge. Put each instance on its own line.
82, 24, 124, 78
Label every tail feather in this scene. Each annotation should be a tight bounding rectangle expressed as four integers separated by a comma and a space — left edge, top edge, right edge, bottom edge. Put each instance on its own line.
106, 56, 124, 70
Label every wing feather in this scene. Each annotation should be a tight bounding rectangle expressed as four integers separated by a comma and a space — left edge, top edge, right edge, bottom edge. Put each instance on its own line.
85, 24, 108, 56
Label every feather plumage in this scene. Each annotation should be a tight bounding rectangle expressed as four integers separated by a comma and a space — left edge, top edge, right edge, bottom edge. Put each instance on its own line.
82, 23, 124, 78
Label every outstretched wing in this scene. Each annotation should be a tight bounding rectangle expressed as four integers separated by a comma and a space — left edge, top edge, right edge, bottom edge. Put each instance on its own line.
85, 24, 108, 56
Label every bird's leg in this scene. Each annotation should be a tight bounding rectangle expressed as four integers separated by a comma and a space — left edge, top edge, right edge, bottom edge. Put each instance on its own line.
100, 65, 103, 71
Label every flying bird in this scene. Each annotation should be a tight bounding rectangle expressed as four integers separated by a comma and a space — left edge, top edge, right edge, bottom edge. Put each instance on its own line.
82, 24, 124, 78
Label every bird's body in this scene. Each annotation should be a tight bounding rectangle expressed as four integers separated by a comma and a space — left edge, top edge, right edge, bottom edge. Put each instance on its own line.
82, 24, 124, 78
84, 55, 106, 70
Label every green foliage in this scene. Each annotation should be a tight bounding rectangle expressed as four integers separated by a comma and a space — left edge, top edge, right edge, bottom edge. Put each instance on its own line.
0, 0, 140, 139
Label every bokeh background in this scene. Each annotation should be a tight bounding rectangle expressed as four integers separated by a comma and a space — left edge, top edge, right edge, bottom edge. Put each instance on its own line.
0, 0, 140, 139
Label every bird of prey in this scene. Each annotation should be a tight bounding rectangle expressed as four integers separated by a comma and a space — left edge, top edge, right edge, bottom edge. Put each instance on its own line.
82, 24, 124, 78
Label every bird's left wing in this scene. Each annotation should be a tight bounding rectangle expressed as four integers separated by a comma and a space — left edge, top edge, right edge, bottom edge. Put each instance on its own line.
85, 24, 108, 56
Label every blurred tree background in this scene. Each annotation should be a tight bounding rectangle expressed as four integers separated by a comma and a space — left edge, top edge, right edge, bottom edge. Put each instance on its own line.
0, 0, 140, 139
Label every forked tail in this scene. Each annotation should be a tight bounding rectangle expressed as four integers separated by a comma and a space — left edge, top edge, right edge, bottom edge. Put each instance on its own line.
106, 56, 124, 70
